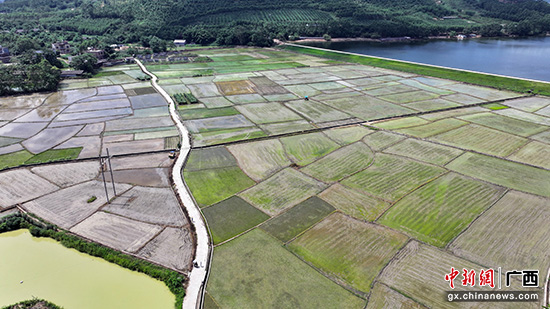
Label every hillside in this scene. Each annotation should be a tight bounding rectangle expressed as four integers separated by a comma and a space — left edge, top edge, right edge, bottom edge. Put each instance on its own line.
0, 0, 549, 47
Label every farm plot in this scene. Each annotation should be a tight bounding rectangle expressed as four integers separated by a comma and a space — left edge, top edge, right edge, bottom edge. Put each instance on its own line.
495, 108, 550, 126
383, 138, 464, 166
378, 91, 440, 104
285, 100, 353, 123
288, 213, 408, 293
404, 98, 461, 112
215, 80, 256, 95
227, 139, 290, 181
200, 96, 234, 108
440, 83, 519, 101
184, 115, 255, 133
446, 152, 550, 197
186, 147, 237, 171
187, 83, 221, 98
450, 190, 550, 278
71, 211, 163, 253
318, 184, 389, 221
225, 94, 267, 104
30, 161, 99, 187
501, 96, 550, 112
324, 96, 415, 121
431, 124, 528, 157
281, 132, 340, 166
191, 127, 267, 146
362, 131, 406, 151
508, 141, 550, 169
22, 180, 132, 229
260, 196, 334, 242
203, 196, 270, 244
378, 241, 535, 309
207, 229, 365, 309
341, 153, 446, 202
366, 283, 427, 309
104, 168, 170, 187
137, 227, 193, 271
179, 107, 239, 120
395, 118, 468, 138
0, 169, 59, 207
378, 172, 506, 247
259, 120, 314, 135
458, 112, 549, 137
238, 168, 327, 216
301, 142, 374, 182
104, 186, 186, 226
249, 76, 289, 95
323, 125, 372, 145
184, 166, 255, 207
235, 103, 304, 124
374, 117, 430, 130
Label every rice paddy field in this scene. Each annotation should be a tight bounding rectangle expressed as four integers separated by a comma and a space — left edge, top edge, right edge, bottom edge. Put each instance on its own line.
2, 46, 550, 308
178, 47, 549, 308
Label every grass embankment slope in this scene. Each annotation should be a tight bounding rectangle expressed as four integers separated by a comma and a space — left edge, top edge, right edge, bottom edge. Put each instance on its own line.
280, 44, 550, 96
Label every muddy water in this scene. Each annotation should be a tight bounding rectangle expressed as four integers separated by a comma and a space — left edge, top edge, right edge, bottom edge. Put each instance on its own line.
0, 230, 174, 309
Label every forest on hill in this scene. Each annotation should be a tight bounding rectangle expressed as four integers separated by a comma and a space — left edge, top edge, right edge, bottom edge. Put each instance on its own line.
0, 0, 550, 48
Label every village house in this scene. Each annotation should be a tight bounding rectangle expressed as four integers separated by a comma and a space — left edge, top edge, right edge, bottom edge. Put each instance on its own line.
174, 39, 186, 47
0, 46, 10, 63
86, 48, 105, 59
52, 41, 71, 54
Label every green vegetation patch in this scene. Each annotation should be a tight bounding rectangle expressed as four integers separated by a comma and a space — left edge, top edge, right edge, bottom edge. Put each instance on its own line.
281, 132, 340, 166
203, 196, 269, 244
362, 131, 405, 151
260, 196, 335, 242
342, 153, 446, 202
288, 213, 408, 293
374, 117, 430, 130
483, 103, 509, 110
319, 184, 389, 221
450, 191, 550, 277
384, 138, 464, 166
179, 107, 239, 120
239, 168, 327, 216
25, 147, 82, 165
432, 124, 528, 157
458, 112, 549, 137
379, 172, 506, 247
208, 229, 365, 308
446, 152, 550, 198
396, 118, 468, 138
281, 45, 550, 96
0, 150, 34, 170
301, 142, 374, 182
184, 166, 255, 207
185, 147, 237, 171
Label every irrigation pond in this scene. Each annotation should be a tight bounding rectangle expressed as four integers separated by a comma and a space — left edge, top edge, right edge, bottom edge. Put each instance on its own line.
0, 229, 174, 309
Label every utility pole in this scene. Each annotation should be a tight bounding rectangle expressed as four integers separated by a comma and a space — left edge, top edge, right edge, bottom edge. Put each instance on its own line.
106, 148, 116, 196
99, 154, 109, 204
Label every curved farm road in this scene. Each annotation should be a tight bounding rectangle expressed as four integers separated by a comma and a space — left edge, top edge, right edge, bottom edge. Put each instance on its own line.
136, 60, 211, 309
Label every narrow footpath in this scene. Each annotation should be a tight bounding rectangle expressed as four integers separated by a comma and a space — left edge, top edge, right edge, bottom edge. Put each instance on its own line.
135, 59, 211, 309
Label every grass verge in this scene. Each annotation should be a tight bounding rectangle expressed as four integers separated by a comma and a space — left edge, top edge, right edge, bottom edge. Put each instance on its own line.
1, 299, 62, 309
0, 214, 185, 308
280, 44, 550, 96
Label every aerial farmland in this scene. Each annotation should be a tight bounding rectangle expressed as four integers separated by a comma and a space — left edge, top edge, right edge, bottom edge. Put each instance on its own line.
1, 46, 549, 308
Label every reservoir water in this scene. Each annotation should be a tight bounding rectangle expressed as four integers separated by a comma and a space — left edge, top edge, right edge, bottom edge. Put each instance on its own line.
304, 37, 550, 82
0, 229, 174, 309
